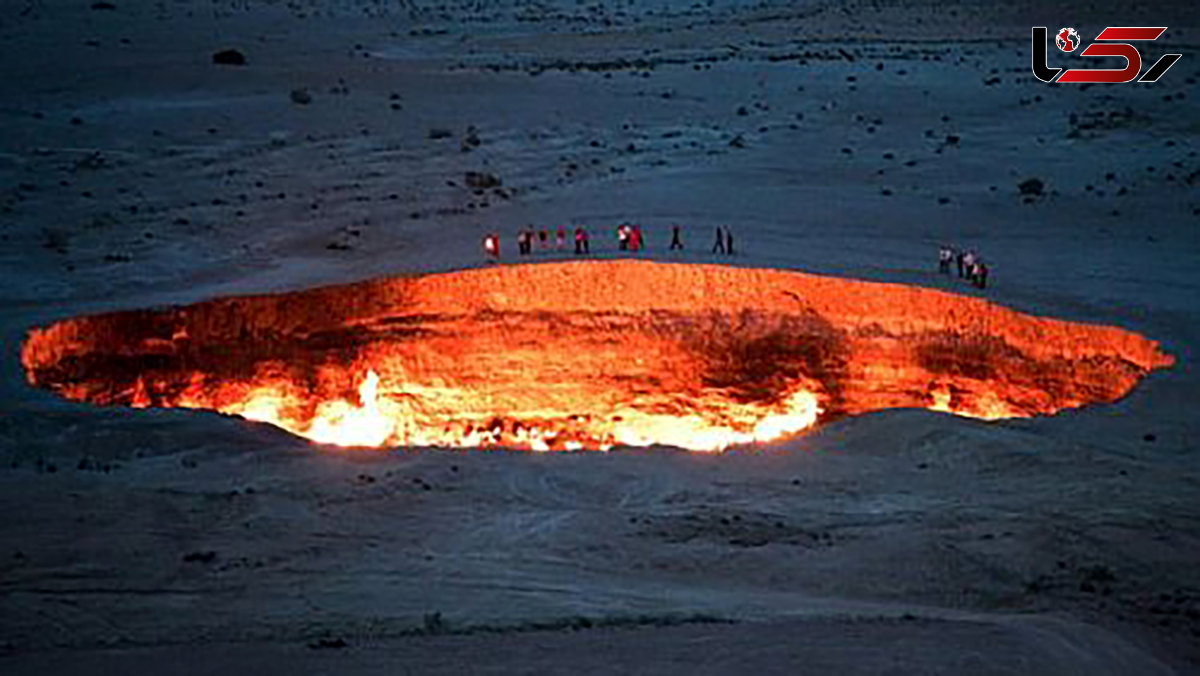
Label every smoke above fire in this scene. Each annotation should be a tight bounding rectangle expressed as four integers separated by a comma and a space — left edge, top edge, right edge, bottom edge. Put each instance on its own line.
20, 261, 1173, 451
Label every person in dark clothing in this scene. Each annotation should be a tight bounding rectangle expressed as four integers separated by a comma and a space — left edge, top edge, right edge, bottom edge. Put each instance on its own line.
712, 226, 725, 254
669, 225, 683, 250
938, 246, 953, 274
955, 249, 965, 277
725, 227, 734, 255
574, 226, 589, 254
974, 262, 989, 289
962, 250, 977, 283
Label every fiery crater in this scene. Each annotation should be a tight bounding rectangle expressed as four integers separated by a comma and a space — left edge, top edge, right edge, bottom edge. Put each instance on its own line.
21, 261, 1172, 451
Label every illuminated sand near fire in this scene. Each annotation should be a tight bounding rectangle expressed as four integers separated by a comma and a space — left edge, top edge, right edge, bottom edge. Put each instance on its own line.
21, 261, 1172, 450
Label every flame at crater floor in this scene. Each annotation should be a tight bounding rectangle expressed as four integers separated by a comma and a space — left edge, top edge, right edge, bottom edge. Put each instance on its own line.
20, 261, 1173, 451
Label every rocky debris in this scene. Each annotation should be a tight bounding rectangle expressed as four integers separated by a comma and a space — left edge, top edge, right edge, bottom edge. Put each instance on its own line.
289, 88, 312, 105
212, 49, 246, 66
464, 171, 500, 190
1018, 178, 1044, 197
428, 128, 453, 140
636, 509, 835, 549
461, 126, 481, 152
91, 1, 116, 9
308, 637, 348, 649
1066, 107, 1141, 138
182, 550, 217, 563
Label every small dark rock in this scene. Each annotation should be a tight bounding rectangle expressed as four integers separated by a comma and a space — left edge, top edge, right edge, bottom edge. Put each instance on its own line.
212, 49, 247, 66
464, 171, 500, 189
1018, 178, 1044, 196
182, 550, 217, 563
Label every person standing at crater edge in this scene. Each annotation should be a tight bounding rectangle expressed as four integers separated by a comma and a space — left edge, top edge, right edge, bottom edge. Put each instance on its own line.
963, 250, 978, 283
973, 261, 989, 289
712, 226, 725, 254
630, 224, 643, 252
939, 245, 953, 274
669, 224, 684, 250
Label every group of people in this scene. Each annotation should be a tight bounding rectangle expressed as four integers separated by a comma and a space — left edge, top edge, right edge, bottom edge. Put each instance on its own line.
616, 223, 645, 252
938, 245, 989, 289
494, 225, 591, 256
482, 224, 733, 260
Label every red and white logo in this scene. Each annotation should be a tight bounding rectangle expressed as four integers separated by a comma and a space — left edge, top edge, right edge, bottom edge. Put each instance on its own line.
1032, 26, 1182, 83
1056, 27, 1080, 52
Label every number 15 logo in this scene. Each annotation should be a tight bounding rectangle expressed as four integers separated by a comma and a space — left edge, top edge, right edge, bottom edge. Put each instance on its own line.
1032, 26, 1182, 83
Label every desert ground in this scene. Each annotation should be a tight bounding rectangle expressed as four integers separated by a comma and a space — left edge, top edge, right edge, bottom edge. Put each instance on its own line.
1, 0, 1199, 673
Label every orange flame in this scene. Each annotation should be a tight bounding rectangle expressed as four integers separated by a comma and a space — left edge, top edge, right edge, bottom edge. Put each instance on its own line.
19, 261, 1173, 451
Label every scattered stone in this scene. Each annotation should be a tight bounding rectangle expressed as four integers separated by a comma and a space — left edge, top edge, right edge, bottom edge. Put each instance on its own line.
464, 171, 500, 189
212, 49, 246, 66
1018, 178, 1044, 196
308, 637, 347, 650
461, 126, 481, 151
428, 128, 453, 140
182, 550, 217, 563
91, 1, 116, 9
289, 88, 312, 105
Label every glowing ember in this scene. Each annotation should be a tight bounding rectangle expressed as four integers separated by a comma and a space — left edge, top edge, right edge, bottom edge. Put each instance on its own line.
20, 261, 1173, 451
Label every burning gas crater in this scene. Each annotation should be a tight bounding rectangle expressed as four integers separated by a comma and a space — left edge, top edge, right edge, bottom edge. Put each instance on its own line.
21, 261, 1172, 451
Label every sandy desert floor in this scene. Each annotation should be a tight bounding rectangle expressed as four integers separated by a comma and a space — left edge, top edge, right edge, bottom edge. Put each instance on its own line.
1, 0, 1199, 673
